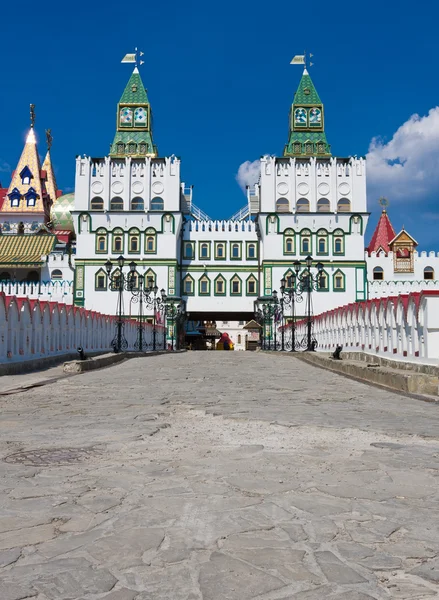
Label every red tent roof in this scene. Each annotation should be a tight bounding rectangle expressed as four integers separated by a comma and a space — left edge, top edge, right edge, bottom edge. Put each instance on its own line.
366, 210, 396, 256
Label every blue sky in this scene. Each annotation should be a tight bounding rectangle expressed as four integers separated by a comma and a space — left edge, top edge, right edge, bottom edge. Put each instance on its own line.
1, 0, 438, 248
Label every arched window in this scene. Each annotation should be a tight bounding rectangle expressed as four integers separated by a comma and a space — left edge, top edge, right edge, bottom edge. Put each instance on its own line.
317, 271, 329, 291
215, 243, 225, 259
237, 334, 242, 344
96, 233, 107, 253
51, 269, 63, 280
129, 236, 139, 253
424, 266, 435, 280
333, 230, 344, 255
247, 243, 256, 259
120, 107, 133, 125
146, 235, 156, 253
151, 197, 164, 211
301, 230, 312, 255
114, 236, 123, 252
317, 198, 330, 212
145, 270, 156, 289
337, 198, 351, 212
131, 197, 144, 211
295, 108, 307, 125
110, 197, 123, 210
230, 275, 242, 295
373, 267, 384, 281
284, 270, 294, 290
286, 238, 294, 253
90, 197, 104, 210
276, 198, 290, 213
0, 271, 11, 281
200, 243, 209, 259
296, 198, 310, 212
231, 243, 240, 259
318, 237, 327, 254
184, 242, 194, 259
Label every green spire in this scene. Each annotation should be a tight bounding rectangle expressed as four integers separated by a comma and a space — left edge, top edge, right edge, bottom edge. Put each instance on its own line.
110, 67, 158, 158
283, 68, 331, 158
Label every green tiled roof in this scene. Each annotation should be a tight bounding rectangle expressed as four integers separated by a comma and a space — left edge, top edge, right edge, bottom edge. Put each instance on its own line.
284, 68, 330, 158
294, 69, 322, 104
119, 68, 149, 104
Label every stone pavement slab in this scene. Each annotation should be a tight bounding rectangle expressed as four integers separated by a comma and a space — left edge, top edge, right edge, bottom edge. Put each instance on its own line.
1, 352, 439, 599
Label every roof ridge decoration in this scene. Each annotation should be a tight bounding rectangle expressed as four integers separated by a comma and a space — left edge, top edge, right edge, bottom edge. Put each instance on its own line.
110, 65, 158, 158
284, 65, 331, 158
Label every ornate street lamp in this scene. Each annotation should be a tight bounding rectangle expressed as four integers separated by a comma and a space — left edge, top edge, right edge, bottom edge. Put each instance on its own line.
254, 290, 280, 351
105, 256, 128, 353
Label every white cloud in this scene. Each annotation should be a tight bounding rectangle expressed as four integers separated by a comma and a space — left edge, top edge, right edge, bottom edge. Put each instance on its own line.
367, 107, 439, 203
236, 159, 261, 193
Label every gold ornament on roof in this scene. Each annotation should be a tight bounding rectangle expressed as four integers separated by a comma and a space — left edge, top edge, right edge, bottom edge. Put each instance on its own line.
379, 196, 389, 212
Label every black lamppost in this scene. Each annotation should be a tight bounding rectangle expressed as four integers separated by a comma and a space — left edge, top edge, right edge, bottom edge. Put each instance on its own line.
162, 298, 184, 350
254, 290, 280, 350
105, 255, 129, 353
279, 270, 302, 352
292, 255, 324, 351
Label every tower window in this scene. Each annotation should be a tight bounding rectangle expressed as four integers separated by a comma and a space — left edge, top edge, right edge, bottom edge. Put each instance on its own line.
51, 269, 63, 280
117, 143, 125, 154
337, 198, 351, 212
131, 197, 144, 211
151, 197, 164, 211
114, 236, 123, 252
317, 198, 330, 212
91, 197, 104, 210
373, 267, 384, 281
296, 198, 310, 212
128, 142, 137, 153
110, 197, 123, 210
293, 142, 301, 154
276, 198, 290, 213
424, 266, 434, 280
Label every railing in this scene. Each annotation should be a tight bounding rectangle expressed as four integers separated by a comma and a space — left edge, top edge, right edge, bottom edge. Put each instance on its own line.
229, 204, 249, 221
190, 203, 212, 221
290, 291, 439, 364
0, 293, 165, 363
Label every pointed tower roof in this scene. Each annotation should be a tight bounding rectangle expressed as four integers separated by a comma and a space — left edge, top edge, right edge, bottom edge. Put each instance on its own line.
110, 67, 158, 158
0, 127, 46, 215
42, 149, 58, 205
366, 210, 397, 255
284, 67, 331, 158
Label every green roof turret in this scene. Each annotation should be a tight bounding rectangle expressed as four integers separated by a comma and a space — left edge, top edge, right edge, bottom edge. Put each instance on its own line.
284, 68, 331, 158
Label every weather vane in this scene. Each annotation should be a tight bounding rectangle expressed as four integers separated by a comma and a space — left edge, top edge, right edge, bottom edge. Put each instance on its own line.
30, 104, 35, 128
121, 48, 144, 67
379, 197, 389, 211
290, 51, 314, 69
45, 129, 53, 150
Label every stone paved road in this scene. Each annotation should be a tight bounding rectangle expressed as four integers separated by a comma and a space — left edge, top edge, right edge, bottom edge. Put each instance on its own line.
1, 352, 439, 600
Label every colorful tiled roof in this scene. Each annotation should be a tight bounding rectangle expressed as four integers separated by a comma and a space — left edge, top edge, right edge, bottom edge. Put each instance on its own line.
366, 210, 397, 255
1, 128, 46, 215
294, 68, 322, 104
119, 67, 149, 104
0, 234, 56, 267
50, 193, 74, 232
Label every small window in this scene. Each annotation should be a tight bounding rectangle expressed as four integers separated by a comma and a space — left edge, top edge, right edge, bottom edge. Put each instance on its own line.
302, 237, 310, 254
216, 243, 225, 259
146, 274, 155, 289
247, 277, 257, 295
373, 267, 384, 281
151, 197, 164, 211
91, 197, 104, 210
131, 197, 144, 211
184, 243, 194, 259
232, 244, 240, 259
184, 277, 194, 295
110, 197, 123, 210
200, 277, 209, 295
318, 237, 327, 254
335, 275, 344, 289
97, 236, 107, 252
96, 273, 106, 290
231, 277, 241, 295
200, 243, 209, 258
237, 334, 242, 344
317, 198, 330, 212
334, 237, 344, 254
424, 267, 434, 280
296, 198, 310, 212
11, 197, 20, 207
129, 236, 139, 252
114, 236, 123, 252
146, 236, 155, 252
215, 278, 225, 294
318, 273, 328, 290
248, 244, 256, 259
117, 143, 125, 154
285, 273, 293, 289
276, 198, 290, 213
51, 269, 63, 280
337, 198, 351, 212
285, 237, 294, 254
